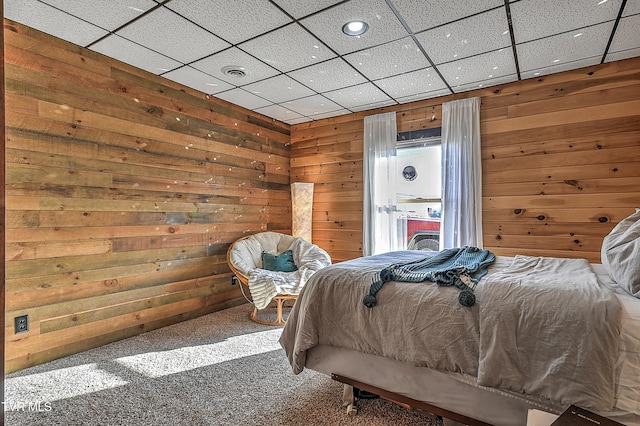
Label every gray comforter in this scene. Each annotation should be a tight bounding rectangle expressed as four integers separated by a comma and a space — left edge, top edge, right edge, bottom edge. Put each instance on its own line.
280, 251, 622, 412
478, 255, 622, 411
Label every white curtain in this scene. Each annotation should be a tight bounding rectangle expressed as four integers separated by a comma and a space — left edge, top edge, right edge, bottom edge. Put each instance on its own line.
363, 112, 405, 256
441, 97, 483, 249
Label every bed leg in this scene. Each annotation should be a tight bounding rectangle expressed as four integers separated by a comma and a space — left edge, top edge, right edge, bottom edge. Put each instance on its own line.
342, 384, 358, 416
342, 384, 354, 406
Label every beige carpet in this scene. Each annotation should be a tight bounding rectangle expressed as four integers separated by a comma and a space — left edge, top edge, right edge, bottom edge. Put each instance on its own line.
5, 303, 443, 425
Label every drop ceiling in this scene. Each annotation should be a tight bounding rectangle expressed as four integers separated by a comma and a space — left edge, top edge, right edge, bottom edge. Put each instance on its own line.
5, 0, 640, 125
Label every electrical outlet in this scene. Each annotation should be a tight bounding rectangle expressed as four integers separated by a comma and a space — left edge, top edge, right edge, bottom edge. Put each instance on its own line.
15, 315, 29, 334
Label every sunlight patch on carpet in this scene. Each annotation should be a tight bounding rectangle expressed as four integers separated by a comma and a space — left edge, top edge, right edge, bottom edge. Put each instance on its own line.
113, 328, 283, 378
5, 363, 129, 403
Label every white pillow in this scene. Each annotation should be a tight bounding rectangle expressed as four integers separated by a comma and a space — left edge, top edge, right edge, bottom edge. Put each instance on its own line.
601, 208, 640, 298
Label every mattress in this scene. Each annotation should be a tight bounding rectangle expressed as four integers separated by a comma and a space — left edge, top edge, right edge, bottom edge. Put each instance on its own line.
282, 255, 640, 425
592, 263, 640, 418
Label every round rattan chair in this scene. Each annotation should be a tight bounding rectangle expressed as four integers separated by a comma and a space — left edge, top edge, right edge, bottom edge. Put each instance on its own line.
226, 232, 331, 326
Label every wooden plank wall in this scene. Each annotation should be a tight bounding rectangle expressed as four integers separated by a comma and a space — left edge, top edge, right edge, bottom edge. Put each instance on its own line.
291, 57, 640, 264
4, 21, 291, 373
1, 0, 6, 417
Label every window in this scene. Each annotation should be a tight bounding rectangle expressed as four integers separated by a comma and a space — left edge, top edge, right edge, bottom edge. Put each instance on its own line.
396, 131, 441, 251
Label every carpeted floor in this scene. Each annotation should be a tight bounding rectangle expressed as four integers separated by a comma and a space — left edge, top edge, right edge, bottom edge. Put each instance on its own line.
5, 304, 443, 425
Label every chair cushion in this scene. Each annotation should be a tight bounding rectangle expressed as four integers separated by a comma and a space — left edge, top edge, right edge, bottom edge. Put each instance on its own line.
228, 232, 297, 278
227, 231, 332, 309
261, 250, 298, 272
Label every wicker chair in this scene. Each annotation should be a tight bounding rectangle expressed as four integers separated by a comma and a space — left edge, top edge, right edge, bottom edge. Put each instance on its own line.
226, 232, 331, 326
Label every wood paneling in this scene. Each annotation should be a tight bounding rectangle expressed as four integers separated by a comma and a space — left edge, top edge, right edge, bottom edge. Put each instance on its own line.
1, 1, 7, 420
4, 20, 291, 373
4, 17, 640, 373
291, 58, 640, 264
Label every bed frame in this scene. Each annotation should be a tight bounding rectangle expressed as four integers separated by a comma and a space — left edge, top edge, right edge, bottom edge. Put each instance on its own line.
332, 374, 491, 425
304, 344, 556, 426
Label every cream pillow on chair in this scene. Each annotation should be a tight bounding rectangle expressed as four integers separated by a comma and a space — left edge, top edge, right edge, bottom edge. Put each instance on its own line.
601, 208, 640, 298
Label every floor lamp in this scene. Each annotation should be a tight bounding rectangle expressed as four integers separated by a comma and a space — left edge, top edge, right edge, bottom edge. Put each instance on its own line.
291, 182, 314, 242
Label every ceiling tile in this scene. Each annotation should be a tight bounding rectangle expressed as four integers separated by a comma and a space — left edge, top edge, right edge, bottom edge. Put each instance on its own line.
517, 21, 615, 72
5, 0, 108, 46
90, 34, 182, 75
608, 14, 640, 55
254, 104, 304, 122
272, 0, 344, 19
165, 0, 292, 45
287, 58, 367, 92
606, 47, 640, 63
286, 117, 313, 125
350, 99, 398, 112
282, 95, 343, 116
344, 37, 431, 80
390, 0, 503, 33
40, 0, 157, 31
242, 75, 316, 104
116, 7, 229, 64
324, 82, 394, 110
162, 66, 234, 94
623, 1, 640, 16
520, 58, 601, 79
239, 23, 336, 72
309, 109, 352, 120
375, 67, 448, 99
191, 48, 280, 86
301, 0, 409, 55
214, 89, 272, 110
415, 7, 510, 65
510, 0, 623, 43
452, 74, 518, 92
394, 88, 452, 104
437, 48, 516, 88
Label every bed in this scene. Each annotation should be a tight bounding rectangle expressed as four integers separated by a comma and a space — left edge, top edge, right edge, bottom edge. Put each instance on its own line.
279, 210, 640, 426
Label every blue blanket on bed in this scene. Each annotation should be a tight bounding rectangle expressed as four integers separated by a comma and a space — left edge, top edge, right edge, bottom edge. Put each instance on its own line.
363, 246, 496, 308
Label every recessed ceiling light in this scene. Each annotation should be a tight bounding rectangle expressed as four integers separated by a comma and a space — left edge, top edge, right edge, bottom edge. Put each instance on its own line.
221, 65, 247, 78
342, 20, 369, 36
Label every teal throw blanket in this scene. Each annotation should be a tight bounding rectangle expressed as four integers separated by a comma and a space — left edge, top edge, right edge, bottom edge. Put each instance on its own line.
363, 246, 496, 308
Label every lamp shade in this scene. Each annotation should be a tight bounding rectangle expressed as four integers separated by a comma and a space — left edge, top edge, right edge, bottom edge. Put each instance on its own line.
291, 182, 314, 242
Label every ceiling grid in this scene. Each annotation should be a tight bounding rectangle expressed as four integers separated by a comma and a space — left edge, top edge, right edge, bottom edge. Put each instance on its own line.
5, 0, 639, 124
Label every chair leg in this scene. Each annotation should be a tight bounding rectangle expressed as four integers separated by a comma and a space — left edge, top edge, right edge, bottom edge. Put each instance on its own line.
248, 296, 297, 326
276, 298, 284, 326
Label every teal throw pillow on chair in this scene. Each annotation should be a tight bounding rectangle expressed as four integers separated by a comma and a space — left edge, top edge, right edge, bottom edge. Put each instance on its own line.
261, 250, 298, 272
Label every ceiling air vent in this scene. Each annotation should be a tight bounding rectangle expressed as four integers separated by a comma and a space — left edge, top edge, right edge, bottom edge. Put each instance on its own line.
221, 65, 247, 78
